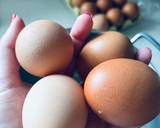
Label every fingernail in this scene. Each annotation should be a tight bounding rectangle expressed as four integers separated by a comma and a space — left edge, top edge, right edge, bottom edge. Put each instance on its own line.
83, 11, 93, 17
11, 13, 16, 23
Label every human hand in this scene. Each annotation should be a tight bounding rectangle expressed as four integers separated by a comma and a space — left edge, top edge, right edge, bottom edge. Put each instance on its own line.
0, 13, 151, 128
0, 14, 30, 128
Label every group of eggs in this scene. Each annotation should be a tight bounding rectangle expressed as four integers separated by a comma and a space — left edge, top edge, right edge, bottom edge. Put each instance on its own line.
70, 0, 140, 31
15, 19, 160, 128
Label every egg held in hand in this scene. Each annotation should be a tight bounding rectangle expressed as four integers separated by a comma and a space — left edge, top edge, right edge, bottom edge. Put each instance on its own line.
77, 31, 135, 80
22, 75, 88, 128
16, 20, 74, 77
84, 58, 160, 127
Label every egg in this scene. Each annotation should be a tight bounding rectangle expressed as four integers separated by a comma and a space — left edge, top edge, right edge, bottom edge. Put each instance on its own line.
84, 58, 160, 127
106, 8, 124, 26
71, 0, 86, 7
92, 14, 109, 31
122, 2, 139, 21
23, 75, 88, 128
80, 2, 97, 15
77, 31, 134, 80
96, 0, 112, 12
16, 20, 73, 77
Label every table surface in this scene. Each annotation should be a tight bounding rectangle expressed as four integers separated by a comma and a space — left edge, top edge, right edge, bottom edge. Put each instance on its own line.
0, 0, 160, 127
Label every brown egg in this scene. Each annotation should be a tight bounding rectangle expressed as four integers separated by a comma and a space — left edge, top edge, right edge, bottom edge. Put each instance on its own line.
96, 0, 112, 12
77, 31, 134, 80
106, 8, 124, 26
84, 58, 160, 127
122, 2, 139, 20
71, 0, 86, 7
23, 75, 88, 128
80, 2, 97, 15
16, 20, 73, 77
92, 14, 109, 31
113, 0, 127, 6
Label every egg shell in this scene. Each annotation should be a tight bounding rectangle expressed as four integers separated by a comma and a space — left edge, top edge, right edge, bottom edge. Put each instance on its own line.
80, 2, 97, 15
77, 31, 134, 80
84, 58, 160, 127
23, 75, 88, 128
122, 2, 139, 21
106, 8, 124, 26
16, 20, 73, 77
96, 0, 112, 12
92, 14, 109, 31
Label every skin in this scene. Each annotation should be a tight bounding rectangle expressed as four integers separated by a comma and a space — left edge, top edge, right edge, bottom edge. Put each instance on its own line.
0, 13, 151, 128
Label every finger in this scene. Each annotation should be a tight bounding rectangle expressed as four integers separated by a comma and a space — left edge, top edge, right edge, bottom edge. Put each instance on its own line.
70, 12, 93, 55
64, 13, 93, 75
0, 14, 25, 83
135, 47, 152, 65
0, 14, 25, 49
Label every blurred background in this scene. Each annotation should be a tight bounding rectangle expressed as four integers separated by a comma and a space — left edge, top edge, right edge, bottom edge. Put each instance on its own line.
0, 0, 160, 127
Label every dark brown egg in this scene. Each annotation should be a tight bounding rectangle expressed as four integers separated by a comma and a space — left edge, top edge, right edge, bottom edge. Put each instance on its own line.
80, 2, 97, 15
122, 2, 139, 20
77, 31, 134, 80
96, 0, 112, 12
92, 14, 109, 31
113, 0, 127, 6
84, 58, 160, 127
71, 0, 86, 7
106, 8, 124, 26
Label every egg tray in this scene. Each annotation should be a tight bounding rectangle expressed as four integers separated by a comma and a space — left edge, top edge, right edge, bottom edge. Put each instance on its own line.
65, 0, 142, 31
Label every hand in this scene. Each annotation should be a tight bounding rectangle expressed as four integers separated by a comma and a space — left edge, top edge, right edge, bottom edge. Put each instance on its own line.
0, 13, 93, 128
0, 13, 151, 128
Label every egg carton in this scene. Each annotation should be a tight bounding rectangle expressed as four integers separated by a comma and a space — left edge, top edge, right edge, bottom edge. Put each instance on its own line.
65, 0, 142, 31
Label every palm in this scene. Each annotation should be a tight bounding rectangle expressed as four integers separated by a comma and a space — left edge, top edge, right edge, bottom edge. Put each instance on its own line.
0, 83, 30, 127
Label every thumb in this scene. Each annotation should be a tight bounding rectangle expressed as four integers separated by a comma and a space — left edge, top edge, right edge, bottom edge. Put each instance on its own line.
70, 12, 93, 55
135, 47, 152, 65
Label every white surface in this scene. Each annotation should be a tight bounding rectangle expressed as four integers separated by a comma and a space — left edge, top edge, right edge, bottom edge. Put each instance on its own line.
0, 0, 160, 127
